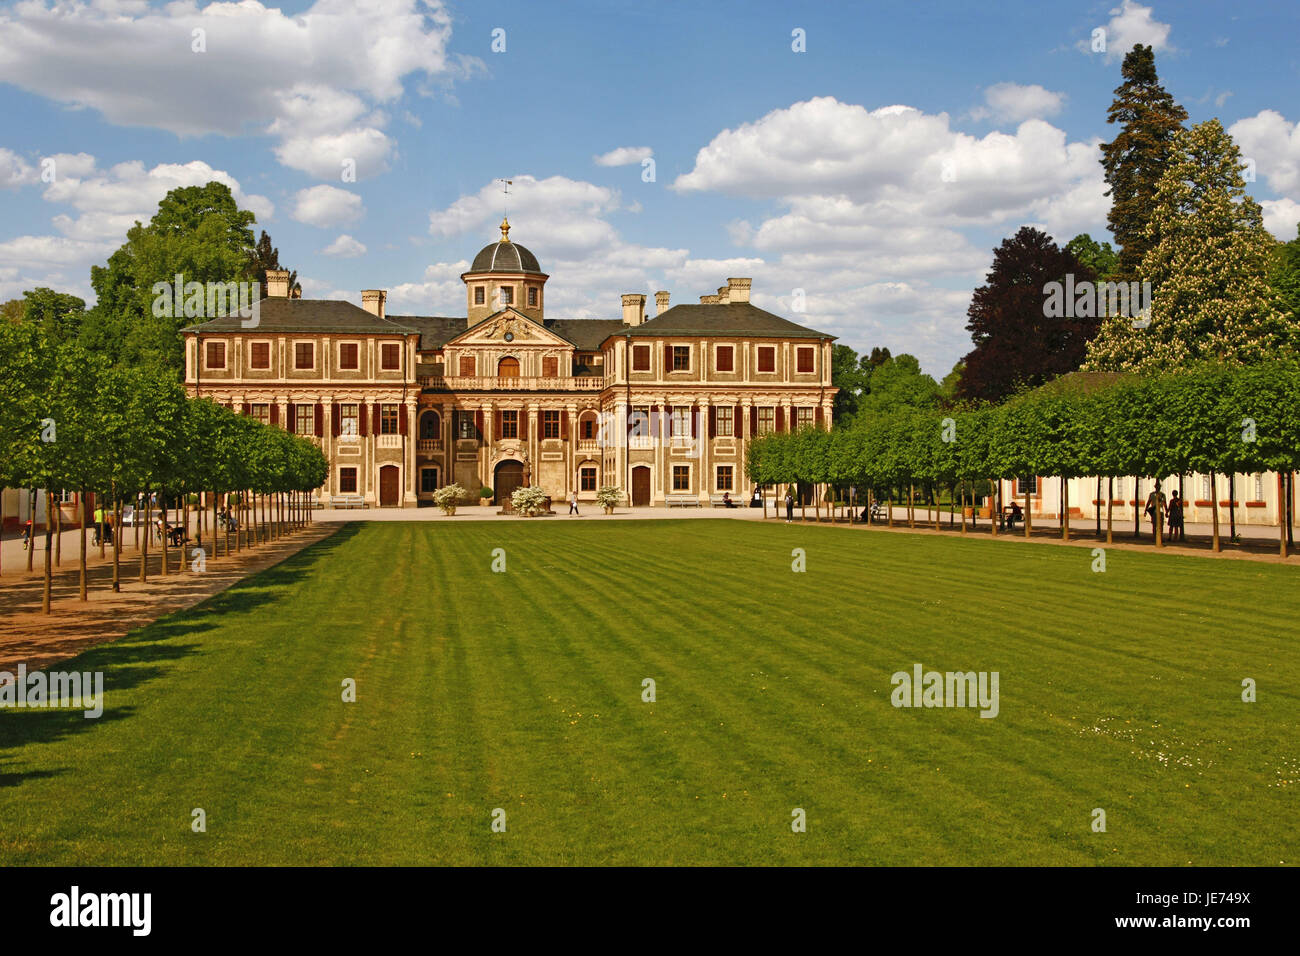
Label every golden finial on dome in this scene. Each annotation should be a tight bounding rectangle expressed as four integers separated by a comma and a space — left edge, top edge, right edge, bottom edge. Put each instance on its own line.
499, 216, 510, 242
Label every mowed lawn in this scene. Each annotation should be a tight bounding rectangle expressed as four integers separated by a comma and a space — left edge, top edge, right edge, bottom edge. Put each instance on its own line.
1, 519, 1297, 866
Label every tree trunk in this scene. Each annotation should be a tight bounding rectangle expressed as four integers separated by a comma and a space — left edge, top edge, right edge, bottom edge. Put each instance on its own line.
960, 484, 967, 535
1229, 474, 1237, 541
1211, 471, 1221, 553
160, 492, 169, 576
54, 495, 62, 568
140, 493, 151, 583
1024, 484, 1031, 538
1062, 477, 1070, 541
989, 480, 998, 536
1155, 482, 1164, 548
1106, 477, 1113, 545
79, 487, 88, 600
1133, 477, 1140, 538
1095, 477, 1101, 538
42, 491, 54, 614
112, 492, 121, 592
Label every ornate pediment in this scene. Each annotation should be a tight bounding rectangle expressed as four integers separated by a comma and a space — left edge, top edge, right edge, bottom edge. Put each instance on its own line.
449, 309, 569, 349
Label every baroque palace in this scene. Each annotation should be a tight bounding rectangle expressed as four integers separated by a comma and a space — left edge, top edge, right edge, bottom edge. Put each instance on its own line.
182, 221, 838, 508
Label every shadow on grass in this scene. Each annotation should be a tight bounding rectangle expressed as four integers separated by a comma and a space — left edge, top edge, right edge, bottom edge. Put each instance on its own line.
0, 524, 363, 788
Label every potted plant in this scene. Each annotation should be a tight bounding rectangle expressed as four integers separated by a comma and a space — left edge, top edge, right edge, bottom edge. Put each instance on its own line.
479, 486, 494, 506
432, 483, 466, 516
595, 485, 622, 515
511, 485, 549, 517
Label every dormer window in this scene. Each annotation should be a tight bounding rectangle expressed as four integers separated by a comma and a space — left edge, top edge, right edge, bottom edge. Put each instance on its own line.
527, 287, 537, 307
498, 286, 514, 306
474, 286, 485, 305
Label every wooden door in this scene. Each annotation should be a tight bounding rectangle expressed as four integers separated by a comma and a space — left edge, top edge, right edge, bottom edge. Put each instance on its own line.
379, 465, 400, 507
494, 461, 524, 506
632, 466, 651, 506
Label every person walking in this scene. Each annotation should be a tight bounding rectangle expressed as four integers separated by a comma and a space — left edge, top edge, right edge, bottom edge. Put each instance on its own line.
1168, 490, 1184, 542
1144, 482, 1166, 539
568, 490, 580, 516
784, 490, 794, 523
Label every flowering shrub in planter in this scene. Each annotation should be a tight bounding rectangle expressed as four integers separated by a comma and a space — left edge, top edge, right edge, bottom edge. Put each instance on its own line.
511, 485, 549, 517
432, 483, 467, 515
595, 485, 622, 514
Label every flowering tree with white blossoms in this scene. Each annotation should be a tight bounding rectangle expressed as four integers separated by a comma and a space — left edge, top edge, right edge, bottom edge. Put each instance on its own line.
1084, 120, 1293, 373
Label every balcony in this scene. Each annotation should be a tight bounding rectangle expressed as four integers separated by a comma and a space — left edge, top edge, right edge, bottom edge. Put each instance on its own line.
419, 374, 604, 392
376, 434, 402, 449
576, 439, 599, 452
417, 438, 444, 454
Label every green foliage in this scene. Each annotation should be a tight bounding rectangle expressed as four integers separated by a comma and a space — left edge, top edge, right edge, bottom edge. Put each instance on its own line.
1065, 234, 1119, 280
432, 484, 466, 513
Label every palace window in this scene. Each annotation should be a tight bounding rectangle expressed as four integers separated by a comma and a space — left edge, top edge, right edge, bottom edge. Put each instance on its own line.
542, 356, 559, 377
716, 466, 734, 491
797, 407, 815, 429
501, 410, 519, 439
340, 404, 359, 438
250, 342, 270, 369
457, 410, 478, 440
381, 343, 400, 370
672, 465, 690, 492
542, 410, 560, 439
629, 407, 649, 440
580, 416, 597, 440
421, 469, 439, 493
528, 287, 538, 307
294, 404, 314, 435
205, 341, 226, 370
757, 346, 776, 373
758, 407, 775, 435
1015, 476, 1038, 496
632, 345, 651, 371
498, 357, 520, 378
339, 468, 358, 494
672, 346, 691, 371
459, 355, 476, 376
419, 411, 441, 440
339, 343, 359, 370
380, 405, 399, 435
671, 407, 691, 438
715, 345, 734, 372
294, 342, 314, 370
474, 286, 485, 305
797, 347, 815, 373
580, 466, 597, 492
249, 404, 269, 425
715, 406, 733, 437
498, 286, 514, 306
1201, 475, 1212, 500
1254, 474, 1264, 500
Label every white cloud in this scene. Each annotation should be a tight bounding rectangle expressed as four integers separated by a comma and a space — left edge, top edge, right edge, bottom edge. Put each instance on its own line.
0, 0, 475, 178
0, 234, 115, 270
1260, 198, 1300, 240
972, 83, 1066, 123
320, 234, 368, 258
292, 185, 364, 228
593, 146, 653, 167
1230, 110, 1300, 196
1095, 1, 1174, 63
0, 148, 36, 188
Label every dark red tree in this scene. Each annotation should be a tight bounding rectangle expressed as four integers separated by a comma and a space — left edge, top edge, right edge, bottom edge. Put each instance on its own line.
957, 226, 1098, 403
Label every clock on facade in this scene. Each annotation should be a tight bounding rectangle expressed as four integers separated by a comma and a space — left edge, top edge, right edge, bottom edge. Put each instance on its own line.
504, 332, 514, 342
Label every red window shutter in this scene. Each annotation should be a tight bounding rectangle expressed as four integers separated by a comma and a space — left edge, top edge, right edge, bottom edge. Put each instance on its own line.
815, 406, 823, 427
241, 402, 250, 416
270, 404, 279, 427
331, 404, 340, 437
650, 405, 659, 438
372, 404, 381, 435
495, 409, 502, 436
775, 408, 784, 433
691, 407, 698, 439
315, 403, 323, 437
560, 410, 568, 440
474, 410, 483, 436
663, 405, 672, 438
399, 406, 408, 435
359, 403, 368, 437
520, 411, 528, 440
708, 406, 716, 439
750, 406, 757, 434
734, 406, 742, 435
287, 408, 296, 434
663, 344, 672, 372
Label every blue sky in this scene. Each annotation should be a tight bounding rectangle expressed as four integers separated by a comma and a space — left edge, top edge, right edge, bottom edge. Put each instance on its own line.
1, 0, 1297, 375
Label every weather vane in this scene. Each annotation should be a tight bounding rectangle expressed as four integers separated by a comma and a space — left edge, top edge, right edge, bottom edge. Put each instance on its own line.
497, 178, 512, 241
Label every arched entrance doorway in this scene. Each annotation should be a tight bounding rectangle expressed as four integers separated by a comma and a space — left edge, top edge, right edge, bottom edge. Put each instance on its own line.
379, 465, 401, 507
498, 356, 520, 378
631, 465, 651, 506
494, 459, 524, 506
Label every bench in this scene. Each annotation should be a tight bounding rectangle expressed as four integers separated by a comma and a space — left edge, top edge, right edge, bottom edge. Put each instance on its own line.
666, 494, 702, 508
709, 495, 740, 508
330, 495, 368, 510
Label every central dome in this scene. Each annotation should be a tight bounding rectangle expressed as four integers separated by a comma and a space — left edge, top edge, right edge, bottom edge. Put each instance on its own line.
469, 218, 543, 275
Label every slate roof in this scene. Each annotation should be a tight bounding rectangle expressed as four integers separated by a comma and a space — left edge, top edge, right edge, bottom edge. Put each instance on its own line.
625, 303, 832, 339
182, 298, 416, 335
392, 313, 624, 351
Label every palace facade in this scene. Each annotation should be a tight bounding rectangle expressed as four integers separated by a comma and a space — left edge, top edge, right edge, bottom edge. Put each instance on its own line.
182, 221, 838, 508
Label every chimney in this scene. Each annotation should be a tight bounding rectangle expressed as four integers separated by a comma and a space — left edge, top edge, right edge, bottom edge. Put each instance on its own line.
717, 285, 730, 305
621, 293, 646, 326
727, 278, 751, 303
362, 289, 387, 319
655, 290, 670, 315
699, 294, 720, 304
266, 269, 290, 298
